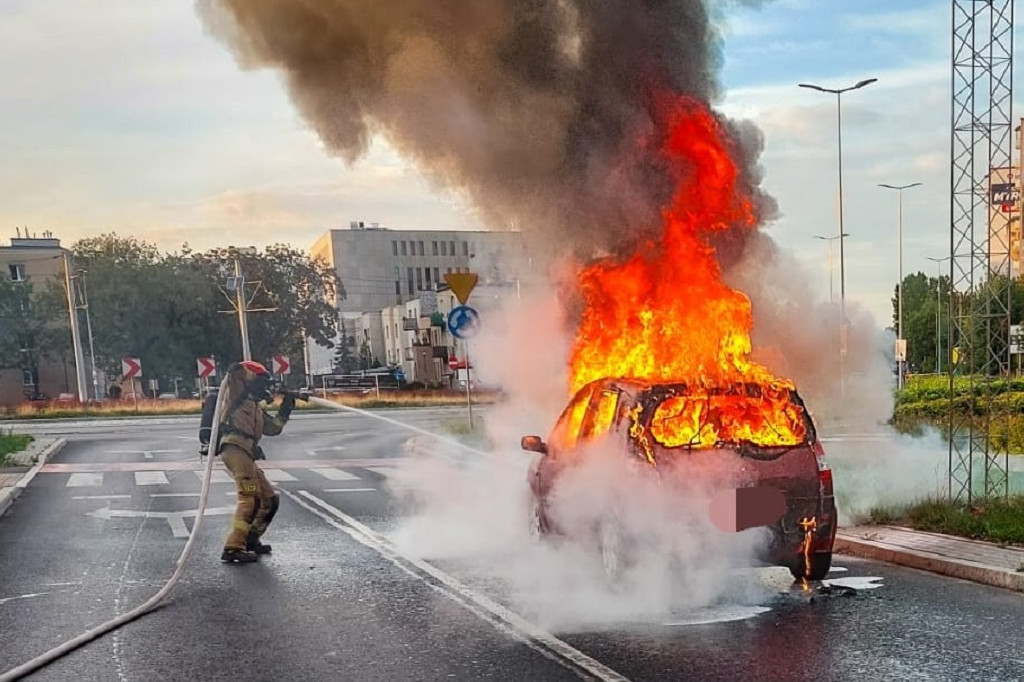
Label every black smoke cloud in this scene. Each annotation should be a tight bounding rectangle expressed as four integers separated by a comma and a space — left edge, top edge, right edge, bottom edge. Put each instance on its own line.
197, 0, 772, 256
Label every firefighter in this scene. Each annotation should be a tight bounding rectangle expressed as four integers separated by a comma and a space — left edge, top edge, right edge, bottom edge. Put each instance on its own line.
215, 360, 295, 563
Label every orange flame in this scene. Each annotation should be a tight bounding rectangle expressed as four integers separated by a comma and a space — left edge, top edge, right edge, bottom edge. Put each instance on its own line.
569, 94, 802, 448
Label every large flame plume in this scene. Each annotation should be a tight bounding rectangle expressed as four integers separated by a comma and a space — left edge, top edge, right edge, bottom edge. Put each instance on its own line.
569, 94, 804, 448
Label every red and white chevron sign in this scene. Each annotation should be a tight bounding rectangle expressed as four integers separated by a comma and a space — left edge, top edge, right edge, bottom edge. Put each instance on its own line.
122, 357, 142, 379
196, 357, 216, 379
271, 355, 290, 375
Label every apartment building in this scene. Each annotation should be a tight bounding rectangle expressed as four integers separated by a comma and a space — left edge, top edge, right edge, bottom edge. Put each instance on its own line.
0, 232, 71, 405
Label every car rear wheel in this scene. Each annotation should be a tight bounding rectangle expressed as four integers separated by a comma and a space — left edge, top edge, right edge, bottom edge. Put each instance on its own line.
789, 552, 832, 581
528, 501, 543, 541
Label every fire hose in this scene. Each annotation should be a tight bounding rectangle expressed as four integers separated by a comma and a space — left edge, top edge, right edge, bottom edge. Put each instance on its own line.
0, 386, 231, 682
0, 393, 489, 681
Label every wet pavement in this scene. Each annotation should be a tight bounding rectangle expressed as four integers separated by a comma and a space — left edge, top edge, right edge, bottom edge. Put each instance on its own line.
1, 412, 1024, 681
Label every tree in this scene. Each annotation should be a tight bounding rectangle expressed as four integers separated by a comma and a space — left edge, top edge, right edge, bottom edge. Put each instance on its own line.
186, 244, 344, 367
0, 276, 70, 397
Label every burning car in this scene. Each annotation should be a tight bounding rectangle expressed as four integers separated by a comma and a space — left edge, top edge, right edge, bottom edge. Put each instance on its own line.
521, 377, 837, 581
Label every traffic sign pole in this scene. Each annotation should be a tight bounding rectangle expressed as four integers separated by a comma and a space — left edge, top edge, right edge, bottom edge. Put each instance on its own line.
464, 339, 474, 431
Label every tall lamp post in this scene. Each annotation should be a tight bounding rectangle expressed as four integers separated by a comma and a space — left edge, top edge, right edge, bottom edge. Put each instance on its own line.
799, 77, 878, 394
927, 256, 951, 373
814, 233, 850, 304
879, 182, 922, 388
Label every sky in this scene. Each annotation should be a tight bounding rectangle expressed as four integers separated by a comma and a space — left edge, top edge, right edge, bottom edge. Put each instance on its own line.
0, 0, 1019, 326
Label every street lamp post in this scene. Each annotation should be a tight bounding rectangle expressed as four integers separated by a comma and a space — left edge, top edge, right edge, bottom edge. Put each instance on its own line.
928, 256, 951, 374
814, 234, 850, 304
880, 182, 922, 388
799, 77, 878, 395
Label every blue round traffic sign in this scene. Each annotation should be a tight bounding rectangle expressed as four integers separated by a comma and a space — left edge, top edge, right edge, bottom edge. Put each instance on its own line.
447, 305, 481, 340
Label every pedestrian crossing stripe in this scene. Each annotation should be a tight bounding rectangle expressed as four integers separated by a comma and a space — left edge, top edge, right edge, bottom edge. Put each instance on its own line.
67, 473, 103, 487
135, 471, 169, 486
57, 466, 398, 488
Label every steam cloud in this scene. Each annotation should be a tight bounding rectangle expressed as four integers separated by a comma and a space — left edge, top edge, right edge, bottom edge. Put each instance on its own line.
199, 0, 942, 621
197, 0, 774, 256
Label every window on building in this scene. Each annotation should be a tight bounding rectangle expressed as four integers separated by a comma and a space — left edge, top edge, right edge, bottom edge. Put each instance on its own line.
385, 325, 389, 340
417, 241, 424, 256
433, 267, 440, 284
22, 369, 34, 386
408, 240, 415, 255
432, 241, 438, 256
9, 264, 26, 282
391, 240, 398, 256
449, 241, 455, 256
425, 268, 432, 288
461, 241, 468, 256
416, 268, 423, 291
401, 241, 408, 256
407, 267, 414, 295
440, 241, 448, 256
394, 281, 401, 296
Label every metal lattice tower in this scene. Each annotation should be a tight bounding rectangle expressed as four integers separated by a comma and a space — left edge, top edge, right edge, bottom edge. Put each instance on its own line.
949, 0, 1014, 504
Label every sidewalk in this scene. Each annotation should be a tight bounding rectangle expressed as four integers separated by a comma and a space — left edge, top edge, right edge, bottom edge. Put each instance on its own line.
0, 437, 66, 519
836, 525, 1024, 592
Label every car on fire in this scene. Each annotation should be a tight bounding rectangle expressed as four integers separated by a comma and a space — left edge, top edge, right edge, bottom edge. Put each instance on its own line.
521, 377, 837, 581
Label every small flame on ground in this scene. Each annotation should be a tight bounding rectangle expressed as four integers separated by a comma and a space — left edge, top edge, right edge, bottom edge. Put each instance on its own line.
799, 516, 818, 580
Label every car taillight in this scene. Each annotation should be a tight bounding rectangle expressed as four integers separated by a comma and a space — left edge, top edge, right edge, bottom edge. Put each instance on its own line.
818, 467, 834, 497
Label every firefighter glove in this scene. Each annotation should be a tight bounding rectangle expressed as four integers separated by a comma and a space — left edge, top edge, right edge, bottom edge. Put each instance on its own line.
278, 394, 296, 420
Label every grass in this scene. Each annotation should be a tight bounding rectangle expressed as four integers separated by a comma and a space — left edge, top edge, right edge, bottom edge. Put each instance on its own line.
0, 429, 34, 467
868, 496, 1024, 545
0, 390, 502, 420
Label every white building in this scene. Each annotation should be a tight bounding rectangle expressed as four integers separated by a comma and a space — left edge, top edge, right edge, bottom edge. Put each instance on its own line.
309, 222, 530, 314
307, 222, 533, 382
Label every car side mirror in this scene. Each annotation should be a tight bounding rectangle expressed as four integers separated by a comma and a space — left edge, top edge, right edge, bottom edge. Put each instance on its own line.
521, 435, 548, 455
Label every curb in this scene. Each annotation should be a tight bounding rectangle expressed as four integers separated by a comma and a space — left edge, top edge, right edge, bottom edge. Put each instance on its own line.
0, 438, 67, 521
835, 532, 1024, 593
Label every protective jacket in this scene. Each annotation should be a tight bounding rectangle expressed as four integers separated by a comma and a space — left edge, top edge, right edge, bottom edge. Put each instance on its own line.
219, 397, 288, 458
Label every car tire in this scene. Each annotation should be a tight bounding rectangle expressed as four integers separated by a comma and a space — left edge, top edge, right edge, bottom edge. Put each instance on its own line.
789, 552, 832, 581
528, 501, 543, 541
597, 518, 627, 585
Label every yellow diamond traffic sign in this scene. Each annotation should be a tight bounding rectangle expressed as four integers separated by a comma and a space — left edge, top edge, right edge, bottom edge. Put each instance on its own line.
444, 272, 478, 304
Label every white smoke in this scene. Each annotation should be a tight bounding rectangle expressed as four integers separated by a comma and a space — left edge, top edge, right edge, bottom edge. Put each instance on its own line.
390, 435, 772, 630
725, 233, 949, 523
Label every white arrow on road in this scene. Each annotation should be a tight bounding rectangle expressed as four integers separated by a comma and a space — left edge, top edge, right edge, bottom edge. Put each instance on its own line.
87, 506, 234, 538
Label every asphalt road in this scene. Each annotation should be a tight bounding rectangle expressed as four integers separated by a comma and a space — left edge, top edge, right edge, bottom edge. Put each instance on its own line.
1, 411, 1023, 681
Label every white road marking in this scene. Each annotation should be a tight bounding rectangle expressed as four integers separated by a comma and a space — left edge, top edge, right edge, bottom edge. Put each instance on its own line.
822, 576, 885, 591
0, 592, 52, 606
109, 449, 183, 460
150, 493, 199, 498
193, 470, 234, 484
134, 471, 169, 486
86, 505, 234, 538
263, 469, 297, 482
286, 489, 631, 682
662, 605, 771, 626
312, 467, 360, 481
72, 494, 131, 500
66, 473, 103, 487
322, 488, 377, 493
366, 466, 399, 478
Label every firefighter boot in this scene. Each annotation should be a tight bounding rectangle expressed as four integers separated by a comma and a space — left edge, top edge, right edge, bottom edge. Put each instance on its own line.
246, 531, 272, 555
220, 548, 259, 563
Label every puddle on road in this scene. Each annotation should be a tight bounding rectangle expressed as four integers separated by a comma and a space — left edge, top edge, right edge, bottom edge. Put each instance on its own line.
659, 566, 885, 627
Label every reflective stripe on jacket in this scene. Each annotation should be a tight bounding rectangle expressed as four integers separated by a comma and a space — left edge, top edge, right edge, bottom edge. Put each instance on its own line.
219, 398, 286, 457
